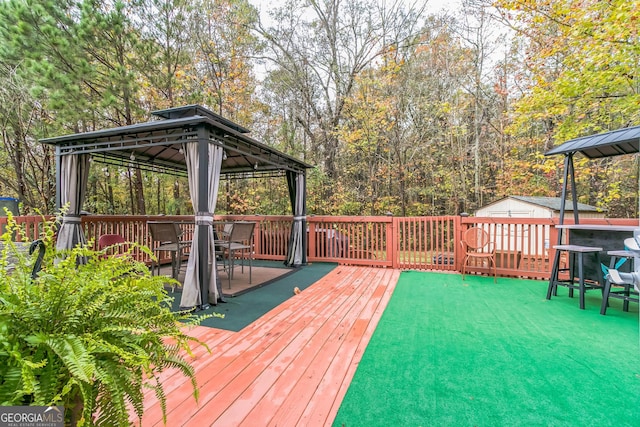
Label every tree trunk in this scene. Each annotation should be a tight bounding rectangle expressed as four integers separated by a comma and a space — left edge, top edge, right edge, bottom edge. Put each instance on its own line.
135, 169, 146, 215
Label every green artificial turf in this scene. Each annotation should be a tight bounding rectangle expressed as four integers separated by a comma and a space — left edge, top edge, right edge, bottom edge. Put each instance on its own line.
168, 261, 337, 332
333, 271, 640, 427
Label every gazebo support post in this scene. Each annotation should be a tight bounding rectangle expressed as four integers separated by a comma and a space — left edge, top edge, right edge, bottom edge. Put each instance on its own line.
197, 127, 210, 311
55, 146, 62, 210
556, 152, 580, 229
547, 152, 581, 300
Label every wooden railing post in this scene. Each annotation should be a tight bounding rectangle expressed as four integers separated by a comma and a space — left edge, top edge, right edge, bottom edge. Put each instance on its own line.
548, 222, 559, 278
252, 220, 261, 257
307, 219, 317, 259
454, 215, 462, 273
389, 217, 398, 269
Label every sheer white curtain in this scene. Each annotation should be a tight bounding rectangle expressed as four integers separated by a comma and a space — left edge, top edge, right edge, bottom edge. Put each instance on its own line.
180, 141, 223, 309
56, 153, 90, 251
285, 171, 307, 266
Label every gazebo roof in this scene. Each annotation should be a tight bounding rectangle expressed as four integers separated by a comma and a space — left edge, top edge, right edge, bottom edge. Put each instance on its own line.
40, 105, 313, 179
545, 125, 640, 158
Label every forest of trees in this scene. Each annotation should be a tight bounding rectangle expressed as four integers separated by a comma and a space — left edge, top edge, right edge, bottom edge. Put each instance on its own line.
0, 0, 638, 218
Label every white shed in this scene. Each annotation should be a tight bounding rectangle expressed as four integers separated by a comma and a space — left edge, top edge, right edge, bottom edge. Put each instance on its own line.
475, 196, 605, 219
474, 196, 605, 257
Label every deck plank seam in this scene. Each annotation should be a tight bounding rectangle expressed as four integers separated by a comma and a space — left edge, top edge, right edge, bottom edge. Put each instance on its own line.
323, 269, 400, 424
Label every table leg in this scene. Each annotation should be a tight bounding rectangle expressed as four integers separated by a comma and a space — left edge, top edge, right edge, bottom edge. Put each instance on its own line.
578, 252, 585, 309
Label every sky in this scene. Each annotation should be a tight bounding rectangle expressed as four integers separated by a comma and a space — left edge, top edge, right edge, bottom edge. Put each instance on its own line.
248, 0, 462, 24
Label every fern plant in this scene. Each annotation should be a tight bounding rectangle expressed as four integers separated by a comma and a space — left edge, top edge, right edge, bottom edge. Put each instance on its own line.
0, 214, 212, 426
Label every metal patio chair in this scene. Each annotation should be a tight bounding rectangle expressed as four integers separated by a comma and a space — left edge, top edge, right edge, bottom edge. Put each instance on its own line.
216, 221, 256, 288
147, 221, 191, 280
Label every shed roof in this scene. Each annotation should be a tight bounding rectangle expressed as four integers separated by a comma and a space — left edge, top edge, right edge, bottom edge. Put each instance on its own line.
544, 125, 640, 158
479, 196, 600, 213
509, 196, 600, 212
40, 105, 313, 179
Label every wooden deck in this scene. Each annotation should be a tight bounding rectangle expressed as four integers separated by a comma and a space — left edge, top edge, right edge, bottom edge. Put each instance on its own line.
134, 265, 400, 426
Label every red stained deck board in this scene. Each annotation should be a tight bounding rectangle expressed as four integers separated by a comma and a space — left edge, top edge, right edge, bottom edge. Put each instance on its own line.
291, 268, 399, 426
217, 268, 387, 426
133, 266, 399, 427
139, 267, 363, 426
161, 267, 364, 426
143, 280, 340, 425
139, 327, 235, 405
259, 268, 397, 427
153, 272, 364, 425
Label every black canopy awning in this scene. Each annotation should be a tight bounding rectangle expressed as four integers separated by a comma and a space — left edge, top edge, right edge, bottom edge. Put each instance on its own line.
40, 104, 313, 179
545, 125, 640, 158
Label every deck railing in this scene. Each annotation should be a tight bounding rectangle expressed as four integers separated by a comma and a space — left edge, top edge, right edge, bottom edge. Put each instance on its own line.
1, 214, 637, 280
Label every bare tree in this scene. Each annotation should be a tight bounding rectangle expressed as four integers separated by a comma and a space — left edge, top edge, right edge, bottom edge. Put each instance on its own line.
455, 0, 502, 208
256, 0, 426, 190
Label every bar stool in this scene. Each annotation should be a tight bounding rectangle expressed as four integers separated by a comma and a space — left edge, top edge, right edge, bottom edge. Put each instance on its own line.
546, 244, 604, 309
600, 250, 639, 315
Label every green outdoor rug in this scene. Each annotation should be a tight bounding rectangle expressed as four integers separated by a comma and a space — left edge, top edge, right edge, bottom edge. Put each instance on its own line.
168, 261, 337, 332
334, 271, 640, 427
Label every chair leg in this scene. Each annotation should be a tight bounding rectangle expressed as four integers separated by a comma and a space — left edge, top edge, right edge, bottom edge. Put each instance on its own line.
151, 258, 157, 276
175, 250, 181, 279
228, 249, 238, 289
600, 277, 612, 315
228, 250, 232, 289
170, 251, 178, 280
152, 251, 160, 276
623, 285, 630, 311
491, 256, 497, 283
215, 271, 226, 304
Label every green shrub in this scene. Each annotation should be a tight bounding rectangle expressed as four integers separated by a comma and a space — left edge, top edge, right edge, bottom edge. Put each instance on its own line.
0, 214, 210, 426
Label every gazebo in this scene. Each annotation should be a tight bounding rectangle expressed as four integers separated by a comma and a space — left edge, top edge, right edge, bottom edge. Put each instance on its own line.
544, 125, 640, 286
40, 105, 313, 310
544, 125, 639, 224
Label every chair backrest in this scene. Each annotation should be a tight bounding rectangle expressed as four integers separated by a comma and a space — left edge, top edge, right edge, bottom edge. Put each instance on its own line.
98, 233, 127, 258
147, 221, 181, 244
222, 223, 234, 239
462, 227, 492, 251
229, 222, 256, 243
98, 234, 126, 250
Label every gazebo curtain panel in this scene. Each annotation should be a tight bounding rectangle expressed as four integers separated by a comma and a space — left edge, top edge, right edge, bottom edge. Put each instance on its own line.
285, 170, 307, 267
180, 141, 223, 309
56, 153, 90, 251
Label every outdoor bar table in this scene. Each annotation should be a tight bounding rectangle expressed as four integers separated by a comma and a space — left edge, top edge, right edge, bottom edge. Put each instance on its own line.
553, 224, 638, 283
